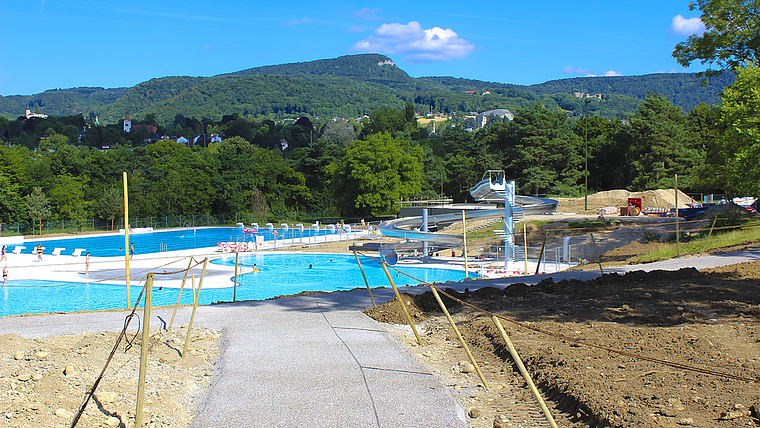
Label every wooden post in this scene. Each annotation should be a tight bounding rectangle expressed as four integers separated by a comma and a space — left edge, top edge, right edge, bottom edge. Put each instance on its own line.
675, 174, 680, 257
123, 171, 131, 308
535, 231, 548, 275
700, 216, 718, 257
183, 259, 207, 357
491, 316, 557, 427
430, 286, 489, 388
354, 251, 376, 307
381, 263, 422, 345
134, 274, 154, 428
169, 257, 194, 330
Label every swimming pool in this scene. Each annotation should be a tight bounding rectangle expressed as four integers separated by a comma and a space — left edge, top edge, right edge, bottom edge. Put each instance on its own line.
18, 226, 340, 257
0, 254, 477, 317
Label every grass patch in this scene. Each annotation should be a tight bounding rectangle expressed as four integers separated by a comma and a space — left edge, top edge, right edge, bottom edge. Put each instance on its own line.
632, 224, 760, 263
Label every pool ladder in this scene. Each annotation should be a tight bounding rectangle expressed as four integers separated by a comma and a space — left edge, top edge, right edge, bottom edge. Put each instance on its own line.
159, 242, 168, 252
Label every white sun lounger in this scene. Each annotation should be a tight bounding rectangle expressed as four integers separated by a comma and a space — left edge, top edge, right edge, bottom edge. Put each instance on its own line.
12, 246, 26, 254
52, 247, 65, 256
72, 248, 86, 257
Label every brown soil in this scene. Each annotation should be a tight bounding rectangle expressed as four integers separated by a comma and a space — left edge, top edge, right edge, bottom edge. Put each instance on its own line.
555, 189, 696, 214
0, 326, 219, 428
366, 261, 760, 427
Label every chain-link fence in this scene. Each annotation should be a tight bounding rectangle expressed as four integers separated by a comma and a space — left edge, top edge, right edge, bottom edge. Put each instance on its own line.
0, 211, 350, 238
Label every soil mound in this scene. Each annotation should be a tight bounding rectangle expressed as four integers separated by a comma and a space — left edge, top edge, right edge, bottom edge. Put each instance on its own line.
368, 264, 760, 427
556, 189, 695, 213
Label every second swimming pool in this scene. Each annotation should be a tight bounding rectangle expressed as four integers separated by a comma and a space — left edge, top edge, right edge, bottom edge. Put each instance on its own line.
0, 253, 477, 317
17, 226, 342, 257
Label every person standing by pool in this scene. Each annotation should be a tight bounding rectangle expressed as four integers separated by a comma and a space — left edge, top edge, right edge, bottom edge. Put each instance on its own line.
85, 252, 90, 275
3, 266, 7, 284
130, 243, 135, 260
0, 246, 6, 262
36, 244, 43, 262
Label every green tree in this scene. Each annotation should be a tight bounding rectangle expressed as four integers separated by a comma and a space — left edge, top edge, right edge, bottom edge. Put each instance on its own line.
320, 121, 357, 147
48, 174, 88, 221
673, 0, 760, 73
25, 187, 51, 235
98, 187, 123, 230
0, 172, 24, 223
686, 102, 721, 191
711, 66, 760, 196
505, 103, 583, 196
627, 94, 699, 190
331, 133, 424, 216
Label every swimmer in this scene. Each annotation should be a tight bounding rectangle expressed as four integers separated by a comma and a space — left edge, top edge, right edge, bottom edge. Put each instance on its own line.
308, 264, 313, 269
253, 263, 259, 273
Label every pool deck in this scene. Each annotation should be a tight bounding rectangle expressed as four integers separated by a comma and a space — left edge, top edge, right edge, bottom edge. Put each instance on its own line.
4, 230, 760, 427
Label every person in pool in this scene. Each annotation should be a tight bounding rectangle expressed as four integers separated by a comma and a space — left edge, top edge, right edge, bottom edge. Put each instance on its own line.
253, 263, 259, 273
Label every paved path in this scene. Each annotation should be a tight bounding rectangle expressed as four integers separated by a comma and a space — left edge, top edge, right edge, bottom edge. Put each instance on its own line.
0, 287, 468, 428
3, 250, 760, 427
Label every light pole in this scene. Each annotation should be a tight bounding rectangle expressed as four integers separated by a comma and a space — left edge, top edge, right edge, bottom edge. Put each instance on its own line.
583, 98, 592, 212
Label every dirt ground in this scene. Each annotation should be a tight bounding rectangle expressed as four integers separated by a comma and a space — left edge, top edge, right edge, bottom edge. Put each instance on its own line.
0, 325, 220, 428
366, 256, 760, 428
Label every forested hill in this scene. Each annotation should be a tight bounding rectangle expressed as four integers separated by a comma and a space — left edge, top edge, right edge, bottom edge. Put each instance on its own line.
222, 54, 414, 82
0, 54, 733, 124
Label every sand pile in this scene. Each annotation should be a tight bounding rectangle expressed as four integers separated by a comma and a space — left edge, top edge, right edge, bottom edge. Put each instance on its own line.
555, 189, 696, 214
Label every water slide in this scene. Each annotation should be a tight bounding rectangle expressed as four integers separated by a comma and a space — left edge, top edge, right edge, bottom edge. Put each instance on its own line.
376, 171, 558, 260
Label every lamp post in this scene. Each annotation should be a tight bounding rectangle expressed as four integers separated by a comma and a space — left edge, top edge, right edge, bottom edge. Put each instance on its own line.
583, 98, 592, 212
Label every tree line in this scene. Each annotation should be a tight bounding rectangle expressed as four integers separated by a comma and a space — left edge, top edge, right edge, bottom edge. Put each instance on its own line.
3, 0, 760, 230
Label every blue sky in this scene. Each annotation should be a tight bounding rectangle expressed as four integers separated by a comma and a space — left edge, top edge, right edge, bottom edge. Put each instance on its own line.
0, 1, 706, 97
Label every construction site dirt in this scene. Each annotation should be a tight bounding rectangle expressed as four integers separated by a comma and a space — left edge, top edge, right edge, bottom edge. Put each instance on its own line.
367, 252, 760, 428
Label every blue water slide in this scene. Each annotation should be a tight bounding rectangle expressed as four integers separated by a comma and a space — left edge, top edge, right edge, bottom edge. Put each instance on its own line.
377, 171, 558, 263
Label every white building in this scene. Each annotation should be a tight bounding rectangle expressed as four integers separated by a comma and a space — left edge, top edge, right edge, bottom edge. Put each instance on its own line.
476, 109, 514, 129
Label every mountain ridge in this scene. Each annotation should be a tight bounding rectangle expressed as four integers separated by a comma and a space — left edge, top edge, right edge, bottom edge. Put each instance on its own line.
0, 54, 732, 124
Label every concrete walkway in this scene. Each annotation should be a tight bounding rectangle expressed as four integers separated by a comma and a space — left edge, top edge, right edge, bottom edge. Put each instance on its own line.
0, 286, 469, 428
3, 249, 760, 427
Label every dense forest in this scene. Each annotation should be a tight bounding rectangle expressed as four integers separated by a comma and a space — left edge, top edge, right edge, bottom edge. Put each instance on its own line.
0, 54, 732, 125
0, 53, 754, 233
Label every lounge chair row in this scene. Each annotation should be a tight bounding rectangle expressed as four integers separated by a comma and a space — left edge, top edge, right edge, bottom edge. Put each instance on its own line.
10, 246, 86, 256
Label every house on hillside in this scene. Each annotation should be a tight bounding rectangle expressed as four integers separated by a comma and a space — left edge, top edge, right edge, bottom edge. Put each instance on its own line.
476, 109, 514, 129
25, 109, 48, 119
123, 110, 131, 132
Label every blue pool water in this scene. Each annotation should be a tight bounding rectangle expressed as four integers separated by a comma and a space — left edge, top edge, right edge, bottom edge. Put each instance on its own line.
19, 227, 335, 257
0, 254, 477, 317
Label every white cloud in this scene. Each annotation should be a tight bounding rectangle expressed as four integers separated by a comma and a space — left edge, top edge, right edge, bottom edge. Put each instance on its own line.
669, 14, 705, 37
352, 8, 382, 21
563, 66, 621, 77
350, 21, 475, 62
283, 17, 313, 26
563, 66, 591, 75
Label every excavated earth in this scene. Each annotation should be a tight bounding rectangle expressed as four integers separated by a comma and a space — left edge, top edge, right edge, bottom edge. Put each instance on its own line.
0, 326, 220, 428
367, 261, 760, 428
